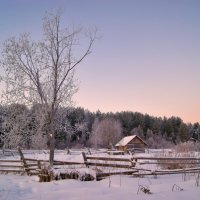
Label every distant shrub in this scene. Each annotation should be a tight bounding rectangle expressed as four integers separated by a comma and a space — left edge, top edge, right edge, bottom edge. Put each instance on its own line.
157, 142, 200, 170
175, 142, 200, 153
146, 130, 173, 149
157, 153, 198, 170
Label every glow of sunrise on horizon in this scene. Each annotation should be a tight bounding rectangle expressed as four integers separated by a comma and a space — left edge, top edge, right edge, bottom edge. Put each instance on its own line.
0, 0, 200, 124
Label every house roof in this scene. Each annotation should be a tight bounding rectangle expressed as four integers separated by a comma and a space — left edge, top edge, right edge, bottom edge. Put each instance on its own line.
115, 135, 136, 147
115, 135, 147, 147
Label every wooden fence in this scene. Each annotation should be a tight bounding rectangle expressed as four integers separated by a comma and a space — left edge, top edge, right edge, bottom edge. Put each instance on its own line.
1, 149, 200, 180
82, 153, 136, 168
82, 153, 200, 178
0, 159, 25, 173
0, 148, 50, 175
0, 148, 84, 178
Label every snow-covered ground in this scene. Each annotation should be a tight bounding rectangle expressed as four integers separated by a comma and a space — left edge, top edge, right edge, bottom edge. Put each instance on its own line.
1, 173, 200, 200
1, 149, 200, 199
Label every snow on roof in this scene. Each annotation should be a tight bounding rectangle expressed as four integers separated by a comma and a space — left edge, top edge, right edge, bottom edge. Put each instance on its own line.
115, 135, 137, 147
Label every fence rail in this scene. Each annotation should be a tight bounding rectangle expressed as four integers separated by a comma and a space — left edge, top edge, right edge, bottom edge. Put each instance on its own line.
82, 152, 136, 170
86, 156, 132, 162
133, 156, 200, 161
0, 159, 25, 173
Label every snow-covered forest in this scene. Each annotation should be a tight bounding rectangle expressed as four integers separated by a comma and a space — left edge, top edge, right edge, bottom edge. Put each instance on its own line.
0, 104, 199, 150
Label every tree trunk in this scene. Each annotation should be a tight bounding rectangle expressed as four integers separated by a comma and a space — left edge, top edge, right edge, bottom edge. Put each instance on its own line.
49, 109, 55, 166
49, 130, 55, 166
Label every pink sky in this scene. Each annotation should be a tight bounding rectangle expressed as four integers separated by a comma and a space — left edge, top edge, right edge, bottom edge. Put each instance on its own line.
0, 0, 200, 123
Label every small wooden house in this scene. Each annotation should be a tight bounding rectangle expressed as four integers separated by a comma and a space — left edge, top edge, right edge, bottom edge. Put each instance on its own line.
115, 135, 147, 152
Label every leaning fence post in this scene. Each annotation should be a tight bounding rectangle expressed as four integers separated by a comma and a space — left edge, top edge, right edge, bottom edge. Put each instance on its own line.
82, 152, 87, 162
82, 152, 88, 167
17, 147, 29, 174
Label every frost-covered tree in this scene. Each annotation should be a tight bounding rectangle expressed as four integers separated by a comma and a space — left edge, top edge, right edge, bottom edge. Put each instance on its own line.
54, 107, 74, 148
74, 121, 89, 146
28, 104, 48, 149
0, 103, 48, 149
131, 125, 144, 139
0, 105, 5, 146
0, 104, 30, 148
146, 129, 173, 149
0, 11, 96, 165
90, 118, 122, 148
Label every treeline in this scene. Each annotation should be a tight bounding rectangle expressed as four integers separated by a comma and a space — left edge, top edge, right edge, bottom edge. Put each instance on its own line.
0, 104, 199, 149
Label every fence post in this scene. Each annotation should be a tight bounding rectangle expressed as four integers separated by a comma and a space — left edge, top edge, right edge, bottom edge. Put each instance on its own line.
17, 147, 29, 174
82, 152, 87, 162
37, 160, 41, 169
82, 152, 89, 167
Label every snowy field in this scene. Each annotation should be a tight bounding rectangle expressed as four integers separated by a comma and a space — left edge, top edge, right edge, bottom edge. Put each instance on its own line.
1, 173, 200, 200
1, 149, 200, 200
